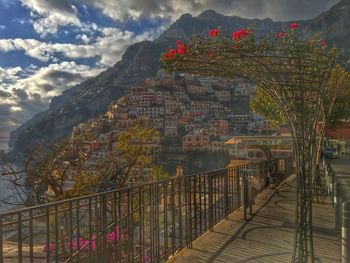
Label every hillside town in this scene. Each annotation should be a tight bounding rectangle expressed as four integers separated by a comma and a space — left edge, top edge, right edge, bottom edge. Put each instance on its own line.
65, 72, 278, 183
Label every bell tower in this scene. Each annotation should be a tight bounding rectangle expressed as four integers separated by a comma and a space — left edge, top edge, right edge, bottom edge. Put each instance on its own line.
176, 161, 184, 177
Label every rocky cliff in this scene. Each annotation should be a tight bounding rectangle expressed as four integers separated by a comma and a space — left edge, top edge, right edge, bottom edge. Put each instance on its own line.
8, 1, 350, 160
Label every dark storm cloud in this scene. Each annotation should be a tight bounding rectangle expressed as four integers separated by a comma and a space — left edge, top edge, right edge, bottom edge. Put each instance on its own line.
79, 0, 340, 22
39, 83, 55, 92
248, 0, 340, 21
43, 70, 84, 84
190, 0, 341, 21
0, 90, 10, 98
12, 88, 29, 101
21, 0, 76, 15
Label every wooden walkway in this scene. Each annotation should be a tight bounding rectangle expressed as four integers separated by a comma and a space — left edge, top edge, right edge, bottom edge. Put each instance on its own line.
168, 176, 341, 263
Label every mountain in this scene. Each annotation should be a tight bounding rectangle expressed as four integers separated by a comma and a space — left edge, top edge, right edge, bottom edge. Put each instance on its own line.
8, 1, 350, 160
8, 41, 164, 160
303, 0, 350, 62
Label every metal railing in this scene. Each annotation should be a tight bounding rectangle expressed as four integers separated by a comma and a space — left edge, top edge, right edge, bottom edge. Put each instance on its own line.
322, 158, 336, 204
0, 158, 292, 263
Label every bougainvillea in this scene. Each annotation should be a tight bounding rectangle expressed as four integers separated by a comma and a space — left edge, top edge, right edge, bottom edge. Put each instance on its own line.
42, 226, 128, 255
232, 28, 252, 41
209, 28, 220, 37
107, 225, 128, 243
290, 22, 298, 29
43, 242, 56, 253
164, 40, 188, 60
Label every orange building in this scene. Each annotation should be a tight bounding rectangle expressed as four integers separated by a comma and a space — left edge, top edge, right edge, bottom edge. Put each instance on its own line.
325, 122, 350, 139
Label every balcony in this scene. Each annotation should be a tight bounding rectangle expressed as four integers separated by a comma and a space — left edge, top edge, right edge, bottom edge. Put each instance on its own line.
1, 159, 293, 262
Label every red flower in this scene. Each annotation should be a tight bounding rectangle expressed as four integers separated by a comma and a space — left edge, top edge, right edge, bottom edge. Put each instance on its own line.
320, 39, 327, 47
209, 29, 220, 38
166, 49, 178, 60
232, 28, 252, 41
177, 40, 187, 54
278, 32, 289, 38
290, 23, 298, 30
165, 40, 188, 59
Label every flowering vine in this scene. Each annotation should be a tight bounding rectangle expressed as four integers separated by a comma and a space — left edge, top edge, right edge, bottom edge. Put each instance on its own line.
161, 21, 341, 263
209, 28, 220, 37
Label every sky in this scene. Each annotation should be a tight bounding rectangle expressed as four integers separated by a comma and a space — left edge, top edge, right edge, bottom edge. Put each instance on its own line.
0, 0, 340, 150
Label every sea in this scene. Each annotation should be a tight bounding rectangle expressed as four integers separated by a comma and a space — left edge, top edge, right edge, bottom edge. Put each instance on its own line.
0, 141, 22, 213
0, 140, 8, 152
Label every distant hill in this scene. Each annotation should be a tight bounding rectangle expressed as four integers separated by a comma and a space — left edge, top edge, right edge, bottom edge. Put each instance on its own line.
8, 0, 350, 160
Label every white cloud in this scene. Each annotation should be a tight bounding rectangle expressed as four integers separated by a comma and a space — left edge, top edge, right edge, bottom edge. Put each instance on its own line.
76, 34, 91, 44
1, 62, 103, 103
0, 25, 6, 30
0, 26, 161, 66
20, 0, 81, 36
0, 62, 104, 143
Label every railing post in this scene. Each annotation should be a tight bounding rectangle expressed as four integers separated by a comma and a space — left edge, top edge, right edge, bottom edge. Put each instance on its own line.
335, 182, 343, 231
240, 170, 247, 221
236, 168, 240, 208
331, 170, 336, 207
224, 169, 229, 218
0, 216, 3, 263
102, 195, 107, 263
208, 172, 214, 230
342, 202, 350, 263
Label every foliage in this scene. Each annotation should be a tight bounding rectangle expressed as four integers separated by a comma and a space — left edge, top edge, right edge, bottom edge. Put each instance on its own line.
23, 137, 98, 202
91, 124, 163, 190
251, 65, 350, 128
1, 125, 165, 204
323, 64, 350, 128
250, 86, 287, 127
149, 166, 171, 182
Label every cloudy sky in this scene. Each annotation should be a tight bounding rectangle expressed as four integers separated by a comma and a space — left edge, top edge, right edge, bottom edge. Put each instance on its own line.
0, 0, 340, 149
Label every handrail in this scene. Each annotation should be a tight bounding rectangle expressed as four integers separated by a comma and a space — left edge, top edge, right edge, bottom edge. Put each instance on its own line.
0, 158, 292, 263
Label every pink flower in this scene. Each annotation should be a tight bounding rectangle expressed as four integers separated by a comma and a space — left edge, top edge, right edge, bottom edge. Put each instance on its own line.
107, 226, 128, 244
42, 242, 55, 253
91, 240, 96, 250
277, 32, 288, 38
290, 23, 298, 30
209, 29, 220, 38
71, 237, 88, 251
143, 251, 151, 263
108, 231, 118, 242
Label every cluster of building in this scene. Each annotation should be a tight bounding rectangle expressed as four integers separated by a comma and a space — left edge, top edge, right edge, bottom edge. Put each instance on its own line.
71, 72, 279, 157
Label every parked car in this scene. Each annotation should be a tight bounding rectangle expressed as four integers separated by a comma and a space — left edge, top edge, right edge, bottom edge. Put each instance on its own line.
323, 139, 340, 159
